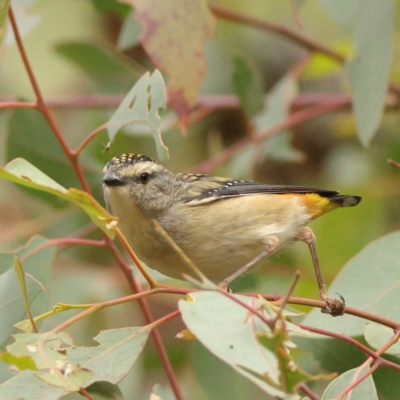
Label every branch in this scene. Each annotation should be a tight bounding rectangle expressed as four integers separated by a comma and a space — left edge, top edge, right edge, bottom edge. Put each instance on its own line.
209, 4, 400, 99
210, 4, 345, 63
106, 239, 184, 400
192, 96, 349, 173
8, 7, 91, 194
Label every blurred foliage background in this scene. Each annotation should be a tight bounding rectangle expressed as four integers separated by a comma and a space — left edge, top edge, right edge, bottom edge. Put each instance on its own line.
1, 0, 400, 398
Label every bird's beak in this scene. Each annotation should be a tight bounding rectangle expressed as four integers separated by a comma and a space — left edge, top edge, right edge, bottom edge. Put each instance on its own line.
103, 171, 125, 187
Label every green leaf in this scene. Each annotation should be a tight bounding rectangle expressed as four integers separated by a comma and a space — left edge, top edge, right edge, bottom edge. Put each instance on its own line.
118, 9, 142, 50
3, 332, 93, 391
322, 366, 378, 400
38, 367, 93, 392
5, 1, 42, 47
13, 255, 36, 333
6, 108, 76, 207
255, 66, 302, 163
347, 0, 395, 146
123, 0, 216, 118
258, 328, 316, 393
191, 341, 270, 400
254, 71, 297, 134
86, 381, 125, 400
262, 132, 304, 162
150, 383, 168, 400
0, 370, 68, 399
90, 0, 131, 18
107, 70, 169, 160
55, 41, 140, 93
301, 52, 343, 80
0, 0, 10, 61
230, 67, 302, 177
232, 55, 263, 117
373, 364, 400, 400
0, 158, 117, 237
179, 291, 294, 398
0, 236, 54, 347
4, 332, 73, 370
67, 326, 151, 386
321, 0, 364, 25
5, 107, 106, 208
302, 231, 400, 337
364, 323, 400, 356
0, 352, 36, 371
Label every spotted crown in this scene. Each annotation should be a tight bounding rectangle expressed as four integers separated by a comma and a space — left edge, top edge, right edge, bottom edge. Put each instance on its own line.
106, 153, 155, 169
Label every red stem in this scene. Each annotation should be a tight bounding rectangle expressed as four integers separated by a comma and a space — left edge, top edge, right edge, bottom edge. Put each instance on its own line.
8, 7, 183, 398
107, 239, 184, 400
0, 101, 37, 109
8, 7, 91, 194
192, 97, 350, 173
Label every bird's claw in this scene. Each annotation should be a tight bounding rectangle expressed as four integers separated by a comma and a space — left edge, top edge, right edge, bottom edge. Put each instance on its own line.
321, 293, 345, 317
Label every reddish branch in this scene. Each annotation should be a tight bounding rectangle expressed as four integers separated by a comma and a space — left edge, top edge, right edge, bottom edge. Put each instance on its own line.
192, 95, 350, 174
8, 9, 91, 194
5, 4, 400, 398
209, 3, 400, 98
209, 4, 345, 63
7, 7, 183, 400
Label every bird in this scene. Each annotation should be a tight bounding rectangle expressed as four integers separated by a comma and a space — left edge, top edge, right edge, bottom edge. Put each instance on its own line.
102, 153, 361, 315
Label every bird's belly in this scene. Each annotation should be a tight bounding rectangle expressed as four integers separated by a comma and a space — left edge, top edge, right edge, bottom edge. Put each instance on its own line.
107, 189, 312, 283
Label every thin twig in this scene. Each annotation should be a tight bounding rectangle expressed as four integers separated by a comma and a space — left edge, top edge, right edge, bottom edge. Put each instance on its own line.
271, 270, 301, 329
106, 239, 184, 400
210, 3, 400, 101
73, 122, 109, 156
79, 388, 95, 400
337, 331, 400, 399
296, 382, 319, 400
210, 4, 345, 63
388, 159, 400, 169
8, 7, 91, 194
114, 227, 158, 288
8, 7, 183, 397
192, 96, 349, 173
336, 363, 379, 400
0, 101, 37, 109
296, 323, 400, 372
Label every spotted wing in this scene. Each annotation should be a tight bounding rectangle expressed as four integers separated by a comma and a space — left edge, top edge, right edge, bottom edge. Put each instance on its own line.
183, 175, 339, 205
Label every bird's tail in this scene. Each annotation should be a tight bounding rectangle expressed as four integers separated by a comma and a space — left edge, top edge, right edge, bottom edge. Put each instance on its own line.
329, 195, 362, 208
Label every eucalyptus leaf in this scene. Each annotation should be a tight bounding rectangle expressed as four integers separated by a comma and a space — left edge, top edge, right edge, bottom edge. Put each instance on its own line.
0, 158, 117, 237
364, 323, 400, 356
179, 291, 300, 399
0, 236, 54, 347
68, 326, 151, 387
347, 0, 394, 146
232, 55, 263, 117
5, 1, 42, 47
118, 9, 142, 50
0, 0, 10, 59
55, 41, 140, 93
0, 370, 68, 400
302, 231, 400, 337
107, 70, 168, 160
86, 381, 125, 400
321, 366, 378, 400
125, 0, 216, 118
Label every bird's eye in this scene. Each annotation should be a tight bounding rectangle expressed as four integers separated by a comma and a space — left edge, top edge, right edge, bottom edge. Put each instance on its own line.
139, 172, 150, 185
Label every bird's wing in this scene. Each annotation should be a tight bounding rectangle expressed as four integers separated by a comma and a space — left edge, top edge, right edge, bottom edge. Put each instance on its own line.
180, 174, 339, 205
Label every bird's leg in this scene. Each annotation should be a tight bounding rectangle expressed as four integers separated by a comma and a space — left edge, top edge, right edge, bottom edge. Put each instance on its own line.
296, 226, 345, 316
220, 235, 279, 289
